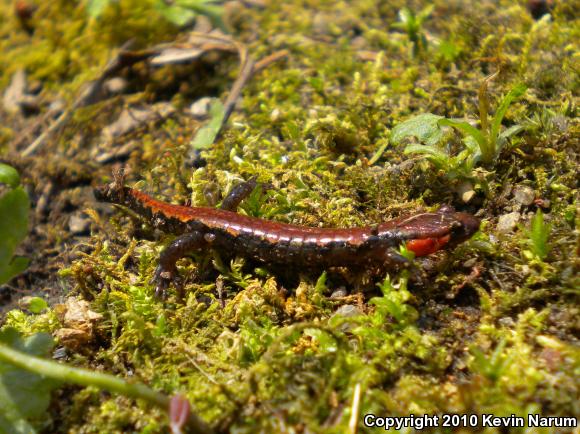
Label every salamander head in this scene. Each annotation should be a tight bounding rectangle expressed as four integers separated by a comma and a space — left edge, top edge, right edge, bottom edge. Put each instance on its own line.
405, 205, 480, 256
94, 169, 128, 204
440, 205, 480, 245
93, 182, 126, 204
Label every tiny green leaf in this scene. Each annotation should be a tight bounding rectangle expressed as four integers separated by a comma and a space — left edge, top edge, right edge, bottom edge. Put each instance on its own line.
191, 99, 225, 150
314, 271, 327, 294
0, 330, 59, 434
391, 113, 444, 146
397, 8, 414, 27
404, 143, 450, 170
175, 0, 225, 28
438, 119, 486, 149
0, 187, 30, 285
28, 297, 49, 314
85, 0, 110, 19
528, 209, 551, 260
438, 118, 491, 162
156, 4, 197, 27
490, 83, 527, 143
0, 164, 20, 188
417, 4, 434, 23
368, 139, 389, 165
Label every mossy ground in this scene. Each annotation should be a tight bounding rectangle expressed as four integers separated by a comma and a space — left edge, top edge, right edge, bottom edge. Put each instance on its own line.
0, 0, 578, 432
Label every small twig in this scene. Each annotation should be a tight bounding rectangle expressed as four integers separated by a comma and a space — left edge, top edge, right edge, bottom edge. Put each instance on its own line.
212, 47, 288, 143
215, 40, 254, 141
450, 265, 482, 296
10, 105, 60, 150
21, 35, 288, 157
253, 50, 289, 73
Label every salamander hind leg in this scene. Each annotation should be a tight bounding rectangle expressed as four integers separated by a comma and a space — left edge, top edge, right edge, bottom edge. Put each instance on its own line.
152, 231, 209, 298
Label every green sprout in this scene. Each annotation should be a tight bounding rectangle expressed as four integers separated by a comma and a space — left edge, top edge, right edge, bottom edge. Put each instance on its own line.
391, 77, 527, 177
392, 6, 433, 57
439, 75, 527, 165
155, 0, 225, 28
521, 209, 551, 261
391, 113, 479, 179
470, 338, 513, 383
85, 0, 225, 29
0, 164, 30, 285
370, 274, 417, 326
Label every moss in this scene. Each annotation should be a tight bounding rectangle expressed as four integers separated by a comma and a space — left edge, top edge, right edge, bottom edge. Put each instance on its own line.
0, 0, 578, 432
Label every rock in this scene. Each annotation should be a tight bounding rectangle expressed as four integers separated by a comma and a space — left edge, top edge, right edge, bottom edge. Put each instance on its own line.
463, 258, 477, 268
456, 180, 476, 203
331, 304, 363, 333
498, 317, 515, 327
312, 13, 330, 35
3, 69, 27, 113
270, 108, 280, 122
536, 198, 551, 209
513, 185, 535, 206
68, 212, 91, 235
330, 288, 347, 299
2, 69, 39, 114
104, 77, 128, 95
351, 36, 367, 50
333, 304, 362, 318
552, 115, 568, 133
151, 47, 204, 66
53, 347, 67, 360
497, 212, 521, 233
102, 103, 174, 140
54, 298, 103, 350
190, 97, 214, 119
193, 15, 213, 34
48, 98, 65, 113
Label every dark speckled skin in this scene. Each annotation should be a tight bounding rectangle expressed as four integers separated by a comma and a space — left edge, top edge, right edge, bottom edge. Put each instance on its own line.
94, 183, 480, 295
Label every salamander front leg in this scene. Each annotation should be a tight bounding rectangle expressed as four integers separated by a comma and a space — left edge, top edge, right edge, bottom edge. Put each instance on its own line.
383, 250, 423, 282
220, 177, 273, 212
220, 177, 258, 211
382, 249, 412, 269
152, 231, 209, 298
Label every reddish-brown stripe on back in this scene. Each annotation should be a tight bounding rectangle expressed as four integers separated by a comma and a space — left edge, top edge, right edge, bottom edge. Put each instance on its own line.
130, 189, 197, 223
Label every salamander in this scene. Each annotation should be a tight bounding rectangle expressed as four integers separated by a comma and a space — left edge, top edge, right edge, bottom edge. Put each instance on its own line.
94, 178, 480, 296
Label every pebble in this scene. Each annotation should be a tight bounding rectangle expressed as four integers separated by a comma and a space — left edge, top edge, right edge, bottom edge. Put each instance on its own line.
104, 77, 128, 95
456, 181, 475, 203
498, 317, 515, 327
270, 108, 280, 122
513, 185, 535, 206
463, 258, 477, 268
333, 304, 362, 318
68, 213, 91, 235
330, 288, 347, 299
190, 97, 213, 119
332, 304, 363, 333
497, 212, 521, 233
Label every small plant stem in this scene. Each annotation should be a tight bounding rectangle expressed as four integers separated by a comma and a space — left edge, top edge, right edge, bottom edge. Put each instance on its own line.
0, 342, 213, 434
478, 71, 499, 163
